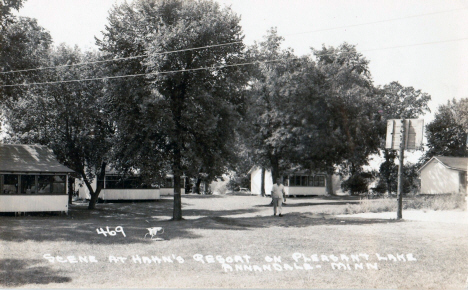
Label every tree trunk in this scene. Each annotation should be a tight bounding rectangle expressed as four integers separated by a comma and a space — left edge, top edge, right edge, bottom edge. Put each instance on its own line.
172, 97, 183, 220
68, 176, 74, 204
203, 180, 209, 194
87, 161, 107, 210
325, 166, 334, 195
195, 178, 202, 194
270, 154, 279, 183
172, 150, 183, 220
260, 167, 266, 197
171, 73, 186, 221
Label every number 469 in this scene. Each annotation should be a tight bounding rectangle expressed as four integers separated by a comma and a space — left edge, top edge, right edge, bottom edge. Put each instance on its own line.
96, 226, 126, 237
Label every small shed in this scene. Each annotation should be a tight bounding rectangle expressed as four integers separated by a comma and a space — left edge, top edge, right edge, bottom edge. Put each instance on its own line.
418, 156, 468, 194
0, 144, 74, 213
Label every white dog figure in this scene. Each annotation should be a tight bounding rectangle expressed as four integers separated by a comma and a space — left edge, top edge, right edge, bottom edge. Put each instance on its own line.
145, 227, 164, 240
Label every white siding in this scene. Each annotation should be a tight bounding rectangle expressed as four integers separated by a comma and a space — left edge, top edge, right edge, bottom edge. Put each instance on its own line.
287, 186, 327, 196
77, 179, 183, 198
250, 168, 273, 195
159, 188, 186, 196
100, 189, 160, 200
420, 160, 460, 194
0, 195, 68, 212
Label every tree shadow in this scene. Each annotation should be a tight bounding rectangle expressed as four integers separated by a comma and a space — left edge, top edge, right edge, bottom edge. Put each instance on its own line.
0, 259, 71, 287
278, 201, 362, 207
152, 211, 402, 241
289, 195, 363, 201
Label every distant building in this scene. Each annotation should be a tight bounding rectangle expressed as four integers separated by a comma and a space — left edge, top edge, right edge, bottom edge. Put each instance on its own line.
77, 168, 184, 201
0, 144, 74, 213
418, 156, 468, 194
249, 167, 343, 196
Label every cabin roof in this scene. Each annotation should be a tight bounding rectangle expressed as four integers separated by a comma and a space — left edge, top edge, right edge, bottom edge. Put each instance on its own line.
0, 144, 74, 174
419, 156, 468, 172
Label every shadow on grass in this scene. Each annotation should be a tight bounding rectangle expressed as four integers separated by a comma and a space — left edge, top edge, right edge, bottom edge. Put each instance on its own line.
276, 201, 361, 207
140, 211, 402, 242
254, 201, 362, 208
0, 196, 402, 244
0, 259, 71, 287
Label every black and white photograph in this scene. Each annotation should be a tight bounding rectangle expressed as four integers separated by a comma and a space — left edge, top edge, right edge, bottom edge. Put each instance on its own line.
0, 0, 467, 288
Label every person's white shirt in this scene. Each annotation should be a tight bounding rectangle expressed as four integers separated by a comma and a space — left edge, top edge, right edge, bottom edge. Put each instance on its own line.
271, 183, 285, 199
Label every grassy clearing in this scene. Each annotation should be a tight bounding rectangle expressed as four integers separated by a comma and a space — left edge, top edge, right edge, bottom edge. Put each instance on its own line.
1, 195, 467, 289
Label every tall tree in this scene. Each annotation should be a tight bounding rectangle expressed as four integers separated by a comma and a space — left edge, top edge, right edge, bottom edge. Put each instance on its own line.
245, 28, 301, 183
1, 0, 25, 28
304, 43, 378, 194
98, 0, 247, 220
0, 16, 52, 102
424, 98, 468, 160
374, 81, 431, 194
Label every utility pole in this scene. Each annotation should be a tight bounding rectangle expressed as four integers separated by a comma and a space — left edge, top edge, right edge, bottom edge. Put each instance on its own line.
386, 118, 423, 220
396, 119, 406, 220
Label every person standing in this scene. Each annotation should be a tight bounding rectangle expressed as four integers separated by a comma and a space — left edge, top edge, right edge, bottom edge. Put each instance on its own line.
271, 178, 286, 217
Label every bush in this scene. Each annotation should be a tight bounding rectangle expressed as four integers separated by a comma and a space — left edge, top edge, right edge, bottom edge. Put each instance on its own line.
405, 194, 466, 211
341, 172, 372, 195
326, 194, 466, 215
343, 198, 397, 214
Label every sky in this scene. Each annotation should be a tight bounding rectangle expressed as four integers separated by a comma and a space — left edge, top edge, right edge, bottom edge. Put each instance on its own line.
15, 0, 468, 120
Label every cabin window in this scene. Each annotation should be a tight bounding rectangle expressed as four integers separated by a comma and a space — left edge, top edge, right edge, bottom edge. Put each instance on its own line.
3, 174, 18, 194
161, 177, 185, 188
99, 175, 152, 189
314, 175, 325, 187
288, 175, 325, 187
21, 175, 37, 194
38, 175, 66, 194
104, 175, 124, 189
0, 174, 66, 195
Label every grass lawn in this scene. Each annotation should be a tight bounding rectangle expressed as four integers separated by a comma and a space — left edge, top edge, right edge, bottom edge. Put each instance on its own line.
1, 194, 467, 289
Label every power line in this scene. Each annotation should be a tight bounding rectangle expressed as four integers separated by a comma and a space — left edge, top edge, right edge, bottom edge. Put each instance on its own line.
361, 37, 468, 53
287, 7, 468, 36
1, 7, 466, 75
0, 59, 275, 87
1, 36, 467, 88
0, 41, 244, 75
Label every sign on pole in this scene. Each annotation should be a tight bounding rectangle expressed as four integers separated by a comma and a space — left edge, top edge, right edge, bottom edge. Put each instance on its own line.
386, 119, 424, 150
385, 119, 424, 220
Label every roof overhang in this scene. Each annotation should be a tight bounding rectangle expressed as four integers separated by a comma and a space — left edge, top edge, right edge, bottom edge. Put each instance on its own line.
418, 156, 467, 173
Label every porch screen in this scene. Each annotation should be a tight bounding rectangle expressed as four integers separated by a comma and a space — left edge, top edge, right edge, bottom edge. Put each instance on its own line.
38, 175, 66, 194
288, 175, 325, 187
3, 175, 18, 194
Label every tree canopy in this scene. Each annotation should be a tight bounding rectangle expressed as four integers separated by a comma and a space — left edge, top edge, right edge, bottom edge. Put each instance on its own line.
424, 98, 468, 160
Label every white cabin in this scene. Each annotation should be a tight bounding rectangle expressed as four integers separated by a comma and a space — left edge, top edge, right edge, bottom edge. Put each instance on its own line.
77, 170, 185, 200
0, 144, 74, 213
249, 167, 342, 196
418, 156, 467, 194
